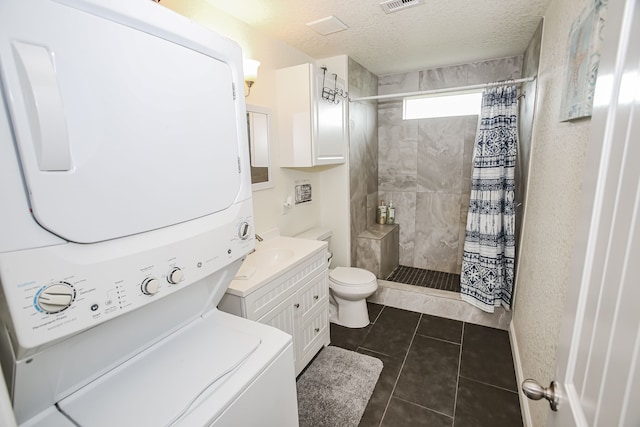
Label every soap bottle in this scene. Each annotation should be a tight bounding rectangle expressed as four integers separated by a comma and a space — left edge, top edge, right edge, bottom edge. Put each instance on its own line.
387, 201, 395, 224
377, 199, 387, 224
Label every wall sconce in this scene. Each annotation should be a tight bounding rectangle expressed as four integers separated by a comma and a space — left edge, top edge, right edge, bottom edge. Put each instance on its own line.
243, 59, 261, 97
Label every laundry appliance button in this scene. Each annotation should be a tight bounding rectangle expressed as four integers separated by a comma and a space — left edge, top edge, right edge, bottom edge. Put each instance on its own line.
238, 221, 251, 240
167, 267, 184, 284
36, 282, 75, 314
140, 277, 160, 296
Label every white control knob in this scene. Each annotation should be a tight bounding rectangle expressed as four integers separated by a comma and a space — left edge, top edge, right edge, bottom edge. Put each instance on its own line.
141, 277, 160, 295
36, 282, 74, 313
238, 221, 251, 240
167, 267, 184, 284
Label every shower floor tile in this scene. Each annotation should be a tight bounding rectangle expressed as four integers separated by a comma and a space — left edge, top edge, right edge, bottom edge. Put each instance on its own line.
386, 265, 461, 292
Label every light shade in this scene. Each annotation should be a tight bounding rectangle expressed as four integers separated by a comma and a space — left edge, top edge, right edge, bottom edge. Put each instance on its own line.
243, 59, 261, 84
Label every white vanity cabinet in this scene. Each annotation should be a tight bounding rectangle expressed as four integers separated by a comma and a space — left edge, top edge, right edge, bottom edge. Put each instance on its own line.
219, 238, 330, 376
276, 63, 347, 167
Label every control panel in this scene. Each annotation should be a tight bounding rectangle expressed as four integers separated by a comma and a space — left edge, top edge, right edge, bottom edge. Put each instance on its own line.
0, 208, 255, 353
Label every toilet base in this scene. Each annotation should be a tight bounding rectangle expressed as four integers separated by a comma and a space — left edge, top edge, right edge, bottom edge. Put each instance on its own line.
329, 296, 370, 328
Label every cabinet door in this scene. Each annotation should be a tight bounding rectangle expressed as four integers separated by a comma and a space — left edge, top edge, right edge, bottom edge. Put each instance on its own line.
276, 64, 313, 167
296, 304, 329, 375
312, 68, 346, 165
1, 1, 242, 243
276, 63, 346, 167
258, 297, 296, 342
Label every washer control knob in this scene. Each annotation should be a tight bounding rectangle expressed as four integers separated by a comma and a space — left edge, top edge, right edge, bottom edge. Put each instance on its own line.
141, 277, 160, 296
167, 267, 184, 285
36, 282, 75, 313
238, 221, 251, 240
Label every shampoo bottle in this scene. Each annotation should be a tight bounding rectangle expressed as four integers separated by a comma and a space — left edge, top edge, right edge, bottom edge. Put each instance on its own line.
387, 201, 395, 224
377, 200, 387, 224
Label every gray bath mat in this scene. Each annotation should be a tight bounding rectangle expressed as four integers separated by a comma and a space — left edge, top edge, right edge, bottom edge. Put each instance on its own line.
297, 346, 383, 427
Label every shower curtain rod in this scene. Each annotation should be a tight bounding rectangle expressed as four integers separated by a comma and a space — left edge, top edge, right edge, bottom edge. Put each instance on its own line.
349, 76, 536, 102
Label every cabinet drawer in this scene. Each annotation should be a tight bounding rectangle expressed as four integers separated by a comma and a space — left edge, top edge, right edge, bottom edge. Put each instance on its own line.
297, 304, 329, 372
299, 270, 328, 319
244, 251, 326, 320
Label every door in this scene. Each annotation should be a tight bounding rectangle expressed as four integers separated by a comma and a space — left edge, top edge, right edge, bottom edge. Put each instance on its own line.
547, 1, 640, 425
0, 0, 243, 243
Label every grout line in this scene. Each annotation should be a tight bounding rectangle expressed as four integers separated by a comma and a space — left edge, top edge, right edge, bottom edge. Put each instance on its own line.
392, 396, 454, 421
371, 305, 384, 324
407, 267, 418, 285
457, 375, 520, 394
413, 331, 462, 346
377, 312, 423, 427
445, 272, 453, 291
452, 322, 465, 424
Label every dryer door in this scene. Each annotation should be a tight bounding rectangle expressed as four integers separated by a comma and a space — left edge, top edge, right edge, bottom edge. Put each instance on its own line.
0, 1, 243, 243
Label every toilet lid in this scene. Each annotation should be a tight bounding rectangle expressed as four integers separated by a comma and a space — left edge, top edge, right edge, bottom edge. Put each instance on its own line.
330, 267, 376, 286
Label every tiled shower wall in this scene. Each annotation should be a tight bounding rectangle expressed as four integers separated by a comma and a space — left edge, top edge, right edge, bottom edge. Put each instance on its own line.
377, 56, 523, 274
348, 58, 379, 265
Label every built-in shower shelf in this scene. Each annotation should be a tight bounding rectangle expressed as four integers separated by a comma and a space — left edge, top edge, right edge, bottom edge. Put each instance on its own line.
356, 224, 399, 279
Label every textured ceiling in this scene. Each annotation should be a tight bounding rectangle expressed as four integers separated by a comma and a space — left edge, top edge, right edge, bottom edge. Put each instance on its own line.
204, 0, 550, 76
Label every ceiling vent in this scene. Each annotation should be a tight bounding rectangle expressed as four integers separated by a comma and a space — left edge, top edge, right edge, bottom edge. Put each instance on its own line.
306, 16, 349, 36
380, 0, 425, 14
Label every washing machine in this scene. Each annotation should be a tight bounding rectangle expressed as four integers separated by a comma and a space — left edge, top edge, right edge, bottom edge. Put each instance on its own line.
0, 1, 298, 425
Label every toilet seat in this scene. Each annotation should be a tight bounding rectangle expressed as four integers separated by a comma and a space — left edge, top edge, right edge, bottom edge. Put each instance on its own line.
329, 267, 377, 287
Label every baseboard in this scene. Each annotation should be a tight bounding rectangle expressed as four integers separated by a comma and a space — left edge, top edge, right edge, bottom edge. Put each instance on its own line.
509, 320, 533, 427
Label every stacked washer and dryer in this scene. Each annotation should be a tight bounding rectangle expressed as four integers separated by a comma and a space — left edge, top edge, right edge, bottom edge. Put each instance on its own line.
0, 1, 298, 426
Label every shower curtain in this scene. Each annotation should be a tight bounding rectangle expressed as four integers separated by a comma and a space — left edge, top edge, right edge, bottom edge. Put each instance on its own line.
460, 85, 517, 313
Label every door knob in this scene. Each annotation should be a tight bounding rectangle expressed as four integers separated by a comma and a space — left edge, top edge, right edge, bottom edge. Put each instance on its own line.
522, 379, 559, 411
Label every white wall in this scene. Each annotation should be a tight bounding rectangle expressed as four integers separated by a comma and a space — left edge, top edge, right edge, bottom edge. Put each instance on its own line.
513, 0, 595, 425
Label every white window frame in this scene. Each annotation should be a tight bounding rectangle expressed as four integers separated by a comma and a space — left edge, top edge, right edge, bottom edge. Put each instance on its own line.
403, 90, 483, 120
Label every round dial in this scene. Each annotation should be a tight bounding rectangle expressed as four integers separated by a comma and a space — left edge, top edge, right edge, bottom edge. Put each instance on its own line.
141, 277, 160, 296
167, 267, 184, 284
36, 282, 75, 314
238, 221, 251, 240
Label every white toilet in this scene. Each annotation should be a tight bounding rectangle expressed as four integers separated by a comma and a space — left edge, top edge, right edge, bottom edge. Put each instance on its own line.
295, 228, 378, 328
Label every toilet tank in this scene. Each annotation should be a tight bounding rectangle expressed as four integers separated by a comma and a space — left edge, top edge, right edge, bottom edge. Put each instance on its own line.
295, 228, 333, 265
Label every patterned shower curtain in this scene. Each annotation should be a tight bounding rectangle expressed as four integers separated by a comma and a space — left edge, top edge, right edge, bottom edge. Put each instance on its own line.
460, 85, 518, 313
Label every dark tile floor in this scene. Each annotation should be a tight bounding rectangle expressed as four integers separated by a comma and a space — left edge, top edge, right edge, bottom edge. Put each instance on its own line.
330, 302, 523, 427
386, 266, 461, 293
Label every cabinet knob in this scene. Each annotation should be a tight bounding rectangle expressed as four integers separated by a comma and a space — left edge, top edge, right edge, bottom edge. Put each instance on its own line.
294, 303, 300, 308
313, 295, 319, 300
314, 327, 320, 333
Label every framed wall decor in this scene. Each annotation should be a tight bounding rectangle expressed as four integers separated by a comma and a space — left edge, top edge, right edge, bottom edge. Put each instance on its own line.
559, 0, 608, 121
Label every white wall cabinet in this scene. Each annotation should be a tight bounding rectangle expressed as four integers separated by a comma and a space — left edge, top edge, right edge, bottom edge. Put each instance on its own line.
276, 63, 347, 167
219, 247, 330, 376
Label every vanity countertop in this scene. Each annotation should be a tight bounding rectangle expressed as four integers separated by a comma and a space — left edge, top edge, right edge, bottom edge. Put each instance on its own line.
226, 236, 327, 297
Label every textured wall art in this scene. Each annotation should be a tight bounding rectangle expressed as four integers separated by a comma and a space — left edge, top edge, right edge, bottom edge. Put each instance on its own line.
559, 0, 608, 121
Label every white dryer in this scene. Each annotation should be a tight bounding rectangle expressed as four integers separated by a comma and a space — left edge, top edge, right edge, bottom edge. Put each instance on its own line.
0, 1, 298, 425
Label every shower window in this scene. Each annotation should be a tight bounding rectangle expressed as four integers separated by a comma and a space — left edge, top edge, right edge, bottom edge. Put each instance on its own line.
403, 90, 482, 119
